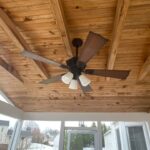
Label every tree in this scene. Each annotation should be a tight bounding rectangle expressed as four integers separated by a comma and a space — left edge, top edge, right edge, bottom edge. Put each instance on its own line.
64, 131, 94, 150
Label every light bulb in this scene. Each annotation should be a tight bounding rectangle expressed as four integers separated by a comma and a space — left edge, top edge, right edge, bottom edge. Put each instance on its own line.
69, 79, 78, 90
61, 72, 73, 84
79, 74, 91, 86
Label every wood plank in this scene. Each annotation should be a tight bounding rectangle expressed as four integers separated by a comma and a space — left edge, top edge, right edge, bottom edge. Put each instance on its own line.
107, 0, 130, 72
13, 96, 150, 112
0, 57, 23, 83
139, 56, 150, 81
0, 0, 149, 112
0, 7, 49, 79
49, 0, 73, 56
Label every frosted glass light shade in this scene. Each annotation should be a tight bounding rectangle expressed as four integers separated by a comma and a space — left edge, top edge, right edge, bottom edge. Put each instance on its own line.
69, 79, 78, 90
79, 74, 91, 87
61, 72, 73, 84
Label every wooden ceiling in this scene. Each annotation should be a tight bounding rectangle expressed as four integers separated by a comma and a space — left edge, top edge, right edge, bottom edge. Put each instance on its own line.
0, 0, 150, 112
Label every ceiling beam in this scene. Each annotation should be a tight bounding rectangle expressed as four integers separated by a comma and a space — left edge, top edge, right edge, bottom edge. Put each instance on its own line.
49, 0, 73, 57
107, 0, 130, 73
0, 57, 23, 83
0, 8, 49, 79
138, 56, 150, 81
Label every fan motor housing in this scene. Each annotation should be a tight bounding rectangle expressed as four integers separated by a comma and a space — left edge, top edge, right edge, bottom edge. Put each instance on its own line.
72, 38, 83, 48
66, 57, 82, 79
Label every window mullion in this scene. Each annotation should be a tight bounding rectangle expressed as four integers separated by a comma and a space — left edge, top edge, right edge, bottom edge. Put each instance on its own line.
9, 120, 23, 150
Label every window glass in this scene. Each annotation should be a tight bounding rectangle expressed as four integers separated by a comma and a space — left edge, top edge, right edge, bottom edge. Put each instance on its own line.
64, 129, 95, 150
0, 114, 17, 150
128, 126, 147, 150
65, 121, 97, 127
17, 121, 61, 150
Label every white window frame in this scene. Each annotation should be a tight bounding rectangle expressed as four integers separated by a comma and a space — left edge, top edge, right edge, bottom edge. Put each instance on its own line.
115, 127, 122, 150
64, 126, 99, 150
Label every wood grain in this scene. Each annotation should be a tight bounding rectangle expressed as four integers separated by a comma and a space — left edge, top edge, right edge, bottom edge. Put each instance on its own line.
139, 56, 150, 81
107, 0, 130, 71
0, 57, 23, 83
0, 7, 49, 79
49, 0, 73, 57
0, 0, 149, 112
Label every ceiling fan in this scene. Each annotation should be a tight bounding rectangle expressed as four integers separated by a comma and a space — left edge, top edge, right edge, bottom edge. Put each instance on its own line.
21, 31, 130, 92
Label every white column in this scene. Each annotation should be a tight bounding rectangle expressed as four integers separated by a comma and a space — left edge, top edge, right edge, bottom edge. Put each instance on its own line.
9, 120, 23, 150
59, 121, 65, 150
119, 122, 129, 150
147, 121, 150, 134
97, 122, 103, 150
67, 132, 71, 150
146, 120, 150, 141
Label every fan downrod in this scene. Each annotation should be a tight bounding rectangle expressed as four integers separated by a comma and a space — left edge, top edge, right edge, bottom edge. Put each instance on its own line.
72, 38, 83, 48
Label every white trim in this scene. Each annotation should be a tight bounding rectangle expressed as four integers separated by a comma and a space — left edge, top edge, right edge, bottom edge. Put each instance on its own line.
0, 91, 15, 106
65, 127, 97, 131
59, 121, 65, 150
0, 100, 23, 119
9, 120, 23, 150
97, 122, 102, 150
22, 112, 150, 121
119, 122, 129, 150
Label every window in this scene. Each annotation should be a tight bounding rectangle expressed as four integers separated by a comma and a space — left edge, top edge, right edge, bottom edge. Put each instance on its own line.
64, 121, 97, 150
0, 114, 17, 150
64, 130, 95, 150
17, 121, 61, 150
127, 126, 147, 150
116, 128, 122, 150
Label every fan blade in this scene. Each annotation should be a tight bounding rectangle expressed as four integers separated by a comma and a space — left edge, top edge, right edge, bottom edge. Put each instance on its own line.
85, 69, 130, 79
40, 74, 64, 84
77, 31, 108, 68
78, 79, 92, 93
21, 50, 68, 69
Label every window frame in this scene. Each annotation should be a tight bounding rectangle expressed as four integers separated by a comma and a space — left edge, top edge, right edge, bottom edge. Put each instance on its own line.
126, 122, 150, 150
64, 126, 99, 150
115, 127, 122, 150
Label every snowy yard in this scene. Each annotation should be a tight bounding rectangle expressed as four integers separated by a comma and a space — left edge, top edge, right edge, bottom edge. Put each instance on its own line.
27, 143, 55, 150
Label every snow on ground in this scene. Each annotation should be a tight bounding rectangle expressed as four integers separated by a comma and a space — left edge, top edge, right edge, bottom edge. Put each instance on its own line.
27, 143, 54, 150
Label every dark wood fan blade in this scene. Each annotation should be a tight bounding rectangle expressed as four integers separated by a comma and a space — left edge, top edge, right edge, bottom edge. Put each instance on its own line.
40, 74, 64, 84
85, 69, 130, 79
78, 31, 108, 67
21, 50, 68, 69
78, 79, 92, 93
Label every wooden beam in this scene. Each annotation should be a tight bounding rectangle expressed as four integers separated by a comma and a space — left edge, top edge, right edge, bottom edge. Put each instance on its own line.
49, 0, 73, 57
107, 0, 130, 71
139, 56, 150, 81
0, 8, 49, 79
0, 57, 23, 83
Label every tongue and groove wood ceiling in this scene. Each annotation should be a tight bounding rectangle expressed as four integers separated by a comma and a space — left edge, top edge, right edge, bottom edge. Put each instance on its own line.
0, 0, 150, 112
